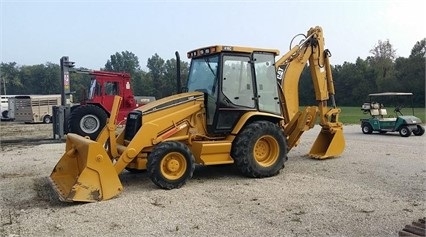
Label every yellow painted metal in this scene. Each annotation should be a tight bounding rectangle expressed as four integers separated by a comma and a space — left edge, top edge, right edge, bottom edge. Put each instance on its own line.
50, 92, 207, 202
125, 156, 148, 170
48, 26, 348, 203
190, 141, 233, 165
49, 133, 123, 202
309, 127, 345, 159
284, 106, 318, 150
230, 111, 283, 135
112, 92, 205, 174
49, 96, 124, 202
253, 135, 279, 167
275, 26, 345, 159
160, 152, 187, 180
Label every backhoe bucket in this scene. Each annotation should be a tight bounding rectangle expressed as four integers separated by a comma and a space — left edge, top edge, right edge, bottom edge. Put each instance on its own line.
309, 127, 345, 159
49, 133, 123, 202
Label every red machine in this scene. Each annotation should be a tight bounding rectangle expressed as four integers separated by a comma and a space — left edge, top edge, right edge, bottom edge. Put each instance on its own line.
53, 57, 142, 140
69, 70, 139, 140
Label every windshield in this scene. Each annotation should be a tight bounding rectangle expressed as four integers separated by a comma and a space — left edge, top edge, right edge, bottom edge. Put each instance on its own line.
88, 78, 97, 99
187, 55, 219, 94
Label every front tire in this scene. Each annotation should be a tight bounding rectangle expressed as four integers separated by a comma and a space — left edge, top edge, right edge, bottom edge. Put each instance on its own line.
361, 123, 373, 134
413, 125, 425, 136
399, 126, 411, 137
68, 104, 108, 140
147, 141, 195, 189
231, 121, 286, 178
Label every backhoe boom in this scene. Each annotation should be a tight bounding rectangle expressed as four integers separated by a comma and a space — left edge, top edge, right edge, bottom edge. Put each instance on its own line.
276, 26, 345, 158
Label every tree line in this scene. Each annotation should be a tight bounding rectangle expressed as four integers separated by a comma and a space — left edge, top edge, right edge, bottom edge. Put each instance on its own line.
1, 39, 424, 107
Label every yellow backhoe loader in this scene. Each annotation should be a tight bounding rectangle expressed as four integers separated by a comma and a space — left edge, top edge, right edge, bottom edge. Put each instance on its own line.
50, 26, 345, 202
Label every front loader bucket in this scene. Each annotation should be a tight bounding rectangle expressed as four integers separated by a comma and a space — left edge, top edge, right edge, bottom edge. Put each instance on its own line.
49, 134, 123, 202
309, 127, 345, 159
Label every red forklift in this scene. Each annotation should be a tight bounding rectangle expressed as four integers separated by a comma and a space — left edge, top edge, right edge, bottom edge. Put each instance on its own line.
53, 56, 142, 140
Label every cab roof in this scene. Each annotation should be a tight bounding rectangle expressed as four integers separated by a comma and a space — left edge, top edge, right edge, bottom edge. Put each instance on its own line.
187, 45, 280, 59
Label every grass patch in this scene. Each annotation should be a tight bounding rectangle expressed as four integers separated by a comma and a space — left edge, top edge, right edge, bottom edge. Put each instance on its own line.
339, 106, 426, 124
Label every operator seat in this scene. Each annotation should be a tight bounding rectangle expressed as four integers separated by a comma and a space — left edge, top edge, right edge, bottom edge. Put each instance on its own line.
370, 109, 380, 116
370, 102, 380, 117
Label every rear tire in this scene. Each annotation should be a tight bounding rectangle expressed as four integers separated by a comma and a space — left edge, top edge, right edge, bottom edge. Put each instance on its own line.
147, 141, 195, 189
361, 123, 373, 134
413, 125, 425, 136
68, 105, 108, 140
399, 126, 411, 137
231, 121, 286, 178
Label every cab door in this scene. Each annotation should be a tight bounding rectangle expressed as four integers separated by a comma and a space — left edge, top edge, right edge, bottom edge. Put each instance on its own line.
213, 54, 256, 133
253, 52, 281, 115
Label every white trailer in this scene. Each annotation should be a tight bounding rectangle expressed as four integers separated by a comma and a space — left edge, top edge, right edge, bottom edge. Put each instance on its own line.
13, 94, 61, 123
1, 95, 16, 120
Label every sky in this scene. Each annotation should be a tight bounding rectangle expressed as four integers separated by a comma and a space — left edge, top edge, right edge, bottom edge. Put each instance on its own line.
1, 0, 425, 70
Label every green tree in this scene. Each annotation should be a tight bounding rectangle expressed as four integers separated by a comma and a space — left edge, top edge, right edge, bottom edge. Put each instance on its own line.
394, 39, 425, 107
162, 58, 190, 97
138, 71, 155, 96
0, 62, 22, 95
298, 66, 315, 105
147, 54, 165, 98
333, 58, 377, 106
105, 51, 143, 97
410, 39, 426, 57
104, 51, 141, 75
19, 64, 61, 94
368, 39, 397, 92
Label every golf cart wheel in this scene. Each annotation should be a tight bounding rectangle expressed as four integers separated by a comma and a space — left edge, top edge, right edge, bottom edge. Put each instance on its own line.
399, 126, 412, 137
361, 123, 373, 134
413, 125, 425, 136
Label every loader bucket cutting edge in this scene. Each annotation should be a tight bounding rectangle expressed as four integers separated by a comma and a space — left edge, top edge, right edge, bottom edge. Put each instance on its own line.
49, 133, 123, 202
308, 127, 345, 159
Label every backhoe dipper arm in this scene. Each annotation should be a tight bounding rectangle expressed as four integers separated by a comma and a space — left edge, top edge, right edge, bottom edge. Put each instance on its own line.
276, 26, 345, 158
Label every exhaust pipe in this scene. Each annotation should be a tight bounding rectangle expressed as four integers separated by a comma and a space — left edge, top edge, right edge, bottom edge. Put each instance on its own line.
175, 51, 181, 94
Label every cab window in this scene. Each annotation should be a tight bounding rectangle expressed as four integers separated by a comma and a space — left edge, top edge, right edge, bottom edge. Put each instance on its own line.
222, 55, 255, 108
253, 52, 280, 114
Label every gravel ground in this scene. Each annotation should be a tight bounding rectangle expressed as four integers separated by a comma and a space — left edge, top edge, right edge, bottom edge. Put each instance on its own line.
0, 122, 425, 237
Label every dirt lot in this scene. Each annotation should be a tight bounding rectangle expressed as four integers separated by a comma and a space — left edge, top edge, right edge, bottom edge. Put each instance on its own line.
0, 121, 425, 237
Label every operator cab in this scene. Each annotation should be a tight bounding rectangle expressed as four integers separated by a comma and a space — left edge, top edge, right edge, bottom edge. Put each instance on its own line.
187, 45, 281, 134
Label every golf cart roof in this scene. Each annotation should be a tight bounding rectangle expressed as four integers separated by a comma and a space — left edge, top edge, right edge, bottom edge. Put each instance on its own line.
368, 92, 413, 97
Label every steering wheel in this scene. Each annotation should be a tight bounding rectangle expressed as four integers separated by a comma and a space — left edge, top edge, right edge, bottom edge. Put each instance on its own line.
394, 105, 403, 115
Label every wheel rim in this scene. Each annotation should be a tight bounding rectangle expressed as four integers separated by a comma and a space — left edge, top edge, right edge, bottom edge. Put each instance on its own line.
160, 152, 187, 180
253, 135, 279, 167
401, 128, 408, 135
44, 116, 51, 123
80, 114, 100, 134
362, 126, 369, 133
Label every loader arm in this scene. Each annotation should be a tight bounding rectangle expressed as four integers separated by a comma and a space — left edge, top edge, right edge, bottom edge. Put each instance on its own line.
112, 92, 205, 174
50, 92, 206, 202
276, 26, 345, 158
